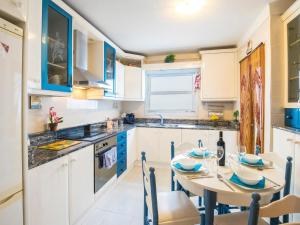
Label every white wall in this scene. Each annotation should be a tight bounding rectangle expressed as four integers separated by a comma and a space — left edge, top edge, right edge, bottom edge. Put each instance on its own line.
28, 98, 121, 133
237, 0, 295, 152
122, 100, 236, 120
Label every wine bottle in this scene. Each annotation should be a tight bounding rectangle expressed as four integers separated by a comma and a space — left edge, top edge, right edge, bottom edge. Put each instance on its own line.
217, 131, 225, 166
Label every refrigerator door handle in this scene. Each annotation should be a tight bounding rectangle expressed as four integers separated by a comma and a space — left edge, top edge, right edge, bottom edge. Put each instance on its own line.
0, 190, 22, 206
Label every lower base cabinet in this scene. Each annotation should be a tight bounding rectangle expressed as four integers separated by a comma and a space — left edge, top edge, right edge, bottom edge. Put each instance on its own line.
127, 128, 137, 168
28, 145, 94, 225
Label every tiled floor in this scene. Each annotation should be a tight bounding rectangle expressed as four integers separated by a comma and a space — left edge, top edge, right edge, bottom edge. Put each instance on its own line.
76, 165, 171, 225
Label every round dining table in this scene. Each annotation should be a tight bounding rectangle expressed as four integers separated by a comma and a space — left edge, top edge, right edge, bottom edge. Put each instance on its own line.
171, 153, 286, 225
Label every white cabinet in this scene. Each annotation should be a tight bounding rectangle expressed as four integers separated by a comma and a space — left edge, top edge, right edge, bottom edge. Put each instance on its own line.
0, 0, 27, 21
200, 49, 237, 101
181, 129, 209, 146
28, 145, 94, 225
115, 61, 125, 99
181, 129, 238, 154
124, 66, 145, 101
158, 128, 182, 163
28, 156, 69, 225
136, 127, 160, 162
68, 145, 94, 224
127, 128, 137, 168
273, 128, 295, 162
0, 191, 23, 225
136, 128, 181, 163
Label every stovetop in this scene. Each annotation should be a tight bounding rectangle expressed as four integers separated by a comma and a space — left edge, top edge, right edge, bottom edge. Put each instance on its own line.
57, 124, 113, 142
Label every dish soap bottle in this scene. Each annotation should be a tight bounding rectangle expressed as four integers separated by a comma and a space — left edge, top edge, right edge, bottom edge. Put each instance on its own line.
217, 131, 226, 166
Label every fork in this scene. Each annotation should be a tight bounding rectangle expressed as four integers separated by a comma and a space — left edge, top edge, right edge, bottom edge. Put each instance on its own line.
217, 173, 236, 192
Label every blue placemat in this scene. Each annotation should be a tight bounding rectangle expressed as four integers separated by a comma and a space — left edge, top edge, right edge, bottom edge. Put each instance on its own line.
173, 162, 202, 172
189, 151, 210, 158
240, 157, 264, 166
229, 173, 265, 189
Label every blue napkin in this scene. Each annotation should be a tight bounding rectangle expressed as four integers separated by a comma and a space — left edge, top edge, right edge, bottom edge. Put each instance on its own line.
230, 173, 265, 189
189, 151, 210, 158
173, 162, 202, 171
240, 157, 264, 166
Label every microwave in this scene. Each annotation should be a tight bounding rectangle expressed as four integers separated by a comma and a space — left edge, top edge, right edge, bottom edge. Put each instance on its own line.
285, 108, 300, 129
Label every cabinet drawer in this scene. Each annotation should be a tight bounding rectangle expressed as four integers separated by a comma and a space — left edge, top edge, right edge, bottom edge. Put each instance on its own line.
117, 140, 127, 150
117, 131, 127, 142
117, 156, 127, 177
117, 147, 127, 159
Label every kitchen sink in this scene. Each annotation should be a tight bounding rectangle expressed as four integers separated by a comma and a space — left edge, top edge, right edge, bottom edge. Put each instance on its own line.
144, 123, 197, 129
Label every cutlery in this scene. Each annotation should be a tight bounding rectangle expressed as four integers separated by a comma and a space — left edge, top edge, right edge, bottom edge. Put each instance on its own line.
264, 176, 281, 187
217, 174, 236, 192
186, 175, 214, 179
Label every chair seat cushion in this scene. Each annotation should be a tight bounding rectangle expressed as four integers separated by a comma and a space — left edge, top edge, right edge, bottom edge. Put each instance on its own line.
157, 191, 200, 225
214, 211, 269, 225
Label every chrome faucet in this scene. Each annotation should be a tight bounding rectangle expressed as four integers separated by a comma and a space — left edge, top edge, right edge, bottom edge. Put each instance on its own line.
157, 114, 164, 125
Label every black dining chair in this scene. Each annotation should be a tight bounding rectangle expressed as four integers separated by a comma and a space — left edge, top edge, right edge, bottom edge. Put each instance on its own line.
141, 152, 200, 225
214, 193, 300, 225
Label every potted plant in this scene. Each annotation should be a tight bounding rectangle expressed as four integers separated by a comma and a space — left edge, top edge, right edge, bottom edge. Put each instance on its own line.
233, 110, 239, 122
48, 107, 63, 131
165, 54, 175, 63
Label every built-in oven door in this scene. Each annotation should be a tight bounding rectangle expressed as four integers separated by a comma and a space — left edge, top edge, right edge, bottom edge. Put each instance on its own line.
94, 145, 117, 193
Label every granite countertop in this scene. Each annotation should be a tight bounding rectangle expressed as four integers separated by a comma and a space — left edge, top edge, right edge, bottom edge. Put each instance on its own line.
28, 124, 135, 169
28, 119, 237, 169
28, 141, 93, 169
273, 125, 300, 134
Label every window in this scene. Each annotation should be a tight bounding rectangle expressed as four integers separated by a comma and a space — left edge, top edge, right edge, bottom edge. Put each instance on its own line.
145, 69, 199, 114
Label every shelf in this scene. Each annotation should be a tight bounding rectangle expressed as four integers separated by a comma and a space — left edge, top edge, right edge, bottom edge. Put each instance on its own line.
289, 76, 299, 81
48, 37, 65, 47
48, 62, 66, 69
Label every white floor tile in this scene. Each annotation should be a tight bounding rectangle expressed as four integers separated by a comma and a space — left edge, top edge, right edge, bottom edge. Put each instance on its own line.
77, 165, 171, 225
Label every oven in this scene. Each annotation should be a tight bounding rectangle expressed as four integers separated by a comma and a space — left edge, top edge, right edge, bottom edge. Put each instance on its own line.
94, 135, 117, 193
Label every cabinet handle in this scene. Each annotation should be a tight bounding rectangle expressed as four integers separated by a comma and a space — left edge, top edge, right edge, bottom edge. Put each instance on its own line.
70, 158, 77, 163
294, 141, 300, 145
287, 138, 295, 142
62, 162, 68, 167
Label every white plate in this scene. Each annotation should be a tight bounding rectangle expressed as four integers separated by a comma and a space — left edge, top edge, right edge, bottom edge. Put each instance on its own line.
226, 174, 274, 191
235, 169, 263, 185
175, 158, 198, 170
242, 154, 262, 164
172, 164, 207, 173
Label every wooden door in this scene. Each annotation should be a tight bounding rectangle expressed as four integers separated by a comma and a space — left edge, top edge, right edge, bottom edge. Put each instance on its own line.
240, 56, 254, 153
240, 44, 265, 154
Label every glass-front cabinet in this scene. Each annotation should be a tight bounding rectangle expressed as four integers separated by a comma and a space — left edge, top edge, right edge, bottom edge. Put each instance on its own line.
104, 42, 116, 97
287, 14, 300, 103
41, 0, 72, 92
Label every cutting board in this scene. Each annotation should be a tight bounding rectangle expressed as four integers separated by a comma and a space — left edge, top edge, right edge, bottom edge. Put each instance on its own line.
39, 140, 81, 151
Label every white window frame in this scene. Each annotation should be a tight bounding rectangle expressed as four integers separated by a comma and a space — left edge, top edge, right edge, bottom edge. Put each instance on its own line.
145, 69, 199, 115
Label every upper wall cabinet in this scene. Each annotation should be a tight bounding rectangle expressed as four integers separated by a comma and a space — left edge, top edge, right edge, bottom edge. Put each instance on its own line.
41, 0, 72, 92
282, 2, 300, 108
104, 42, 116, 97
199, 49, 237, 101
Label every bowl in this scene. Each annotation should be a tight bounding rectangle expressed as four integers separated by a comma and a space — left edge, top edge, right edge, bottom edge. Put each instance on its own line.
176, 158, 197, 170
236, 169, 263, 185
193, 147, 208, 155
242, 154, 261, 164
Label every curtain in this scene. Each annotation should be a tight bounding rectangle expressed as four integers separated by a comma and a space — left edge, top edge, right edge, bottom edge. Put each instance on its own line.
240, 44, 265, 154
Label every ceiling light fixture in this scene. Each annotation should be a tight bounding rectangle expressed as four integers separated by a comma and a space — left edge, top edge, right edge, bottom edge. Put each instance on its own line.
176, 0, 206, 15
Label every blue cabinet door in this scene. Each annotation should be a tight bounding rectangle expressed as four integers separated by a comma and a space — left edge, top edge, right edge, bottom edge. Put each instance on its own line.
104, 42, 116, 97
117, 131, 127, 177
41, 0, 72, 92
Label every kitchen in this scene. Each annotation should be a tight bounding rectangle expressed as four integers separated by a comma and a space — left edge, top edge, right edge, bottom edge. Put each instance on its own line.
1, 0, 300, 225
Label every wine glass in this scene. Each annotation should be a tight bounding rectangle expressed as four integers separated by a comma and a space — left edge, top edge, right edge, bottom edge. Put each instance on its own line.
216, 146, 224, 175
236, 145, 247, 166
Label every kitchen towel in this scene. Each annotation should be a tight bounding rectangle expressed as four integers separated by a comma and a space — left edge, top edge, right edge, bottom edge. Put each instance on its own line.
103, 147, 117, 169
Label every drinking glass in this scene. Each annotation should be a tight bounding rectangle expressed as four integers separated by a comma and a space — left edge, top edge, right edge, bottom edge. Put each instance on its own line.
216, 146, 224, 175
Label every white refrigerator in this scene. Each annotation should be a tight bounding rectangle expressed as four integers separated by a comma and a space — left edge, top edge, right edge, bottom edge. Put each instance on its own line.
0, 17, 23, 225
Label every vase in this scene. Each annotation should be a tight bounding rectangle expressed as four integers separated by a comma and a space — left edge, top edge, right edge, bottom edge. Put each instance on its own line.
49, 123, 58, 131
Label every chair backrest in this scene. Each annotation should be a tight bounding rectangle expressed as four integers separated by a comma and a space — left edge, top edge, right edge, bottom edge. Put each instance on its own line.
171, 141, 196, 159
141, 152, 158, 224
247, 193, 300, 225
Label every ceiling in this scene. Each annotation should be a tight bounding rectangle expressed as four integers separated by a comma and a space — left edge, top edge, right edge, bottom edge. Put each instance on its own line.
63, 0, 270, 55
